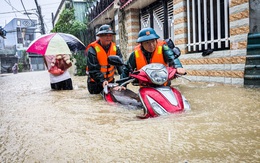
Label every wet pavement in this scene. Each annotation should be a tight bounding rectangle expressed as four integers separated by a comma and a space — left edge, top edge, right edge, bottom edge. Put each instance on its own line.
0, 71, 259, 162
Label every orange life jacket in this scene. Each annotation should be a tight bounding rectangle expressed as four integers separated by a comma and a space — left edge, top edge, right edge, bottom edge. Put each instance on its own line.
134, 40, 168, 86
134, 40, 167, 70
86, 40, 117, 82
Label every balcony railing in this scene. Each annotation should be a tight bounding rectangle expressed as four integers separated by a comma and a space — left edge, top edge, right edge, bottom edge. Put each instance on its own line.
88, 0, 115, 21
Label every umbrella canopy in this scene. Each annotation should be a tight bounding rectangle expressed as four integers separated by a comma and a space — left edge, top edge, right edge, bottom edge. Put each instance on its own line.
26, 33, 86, 55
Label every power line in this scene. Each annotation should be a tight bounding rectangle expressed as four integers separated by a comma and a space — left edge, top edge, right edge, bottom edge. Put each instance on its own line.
41, 2, 60, 7
1, 0, 61, 33
20, 0, 34, 24
0, 9, 36, 15
4, 0, 23, 15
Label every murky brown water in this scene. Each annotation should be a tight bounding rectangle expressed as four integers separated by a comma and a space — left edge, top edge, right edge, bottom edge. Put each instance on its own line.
0, 71, 259, 162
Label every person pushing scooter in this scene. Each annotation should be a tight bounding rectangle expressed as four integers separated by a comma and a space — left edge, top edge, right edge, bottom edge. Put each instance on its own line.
122, 27, 186, 79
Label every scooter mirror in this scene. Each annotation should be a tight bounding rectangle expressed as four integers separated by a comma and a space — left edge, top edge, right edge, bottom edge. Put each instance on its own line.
107, 55, 124, 66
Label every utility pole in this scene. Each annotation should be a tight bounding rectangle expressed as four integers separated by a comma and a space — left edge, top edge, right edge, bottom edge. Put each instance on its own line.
51, 12, 54, 28
34, 0, 45, 34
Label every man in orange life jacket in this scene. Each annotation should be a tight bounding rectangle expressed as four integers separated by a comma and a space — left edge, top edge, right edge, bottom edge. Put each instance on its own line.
122, 27, 186, 80
86, 24, 124, 94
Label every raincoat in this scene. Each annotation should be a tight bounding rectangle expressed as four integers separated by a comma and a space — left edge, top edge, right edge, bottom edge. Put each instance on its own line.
86, 40, 123, 94
121, 42, 183, 78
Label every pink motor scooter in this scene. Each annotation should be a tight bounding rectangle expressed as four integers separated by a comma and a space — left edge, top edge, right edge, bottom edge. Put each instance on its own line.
103, 55, 191, 119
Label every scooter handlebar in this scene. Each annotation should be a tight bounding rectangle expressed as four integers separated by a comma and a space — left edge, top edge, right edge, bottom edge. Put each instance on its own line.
116, 76, 131, 84
116, 77, 136, 87
119, 78, 136, 87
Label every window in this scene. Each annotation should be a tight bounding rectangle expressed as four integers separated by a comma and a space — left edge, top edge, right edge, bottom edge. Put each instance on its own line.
140, 0, 173, 39
17, 20, 21, 26
140, 13, 150, 28
187, 0, 230, 53
17, 28, 23, 44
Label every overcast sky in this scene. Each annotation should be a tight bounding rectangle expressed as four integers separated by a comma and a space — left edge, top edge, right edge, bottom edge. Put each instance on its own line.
0, 0, 61, 33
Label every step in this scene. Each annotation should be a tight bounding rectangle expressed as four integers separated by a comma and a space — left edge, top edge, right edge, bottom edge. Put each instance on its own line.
247, 44, 260, 50
244, 79, 260, 87
244, 75, 260, 79
245, 65, 260, 69
245, 59, 260, 65
248, 33, 260, 45
248, 33, 260, 39
244, 69, 260, 76
246, 55, 260, 59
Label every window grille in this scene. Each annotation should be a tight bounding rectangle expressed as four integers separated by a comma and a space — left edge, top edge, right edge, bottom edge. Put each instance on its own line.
167, 0, 174, 38
141, 13, 150, 28
153, 6, 164, 30
140, 0, 173, 39
187, 0, 230, 53
168, 0, 173, 20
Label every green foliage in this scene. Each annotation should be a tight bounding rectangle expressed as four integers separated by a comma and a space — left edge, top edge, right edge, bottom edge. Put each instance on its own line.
18, 63, 23, 72
18, 50, 30, 72
20, 50, 29, 64
52, 8, 87, 76
51, 8, 87, 40
51, 9, 76, 33
71, 52, 87, 76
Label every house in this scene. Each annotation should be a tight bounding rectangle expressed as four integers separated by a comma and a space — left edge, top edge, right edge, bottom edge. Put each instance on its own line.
53, 0, 87, 28
52, 0, 89, 45
0, 36, 16, 73
52, 0, 260, 87
83, 0, 260, 87
0, 18, 45, 73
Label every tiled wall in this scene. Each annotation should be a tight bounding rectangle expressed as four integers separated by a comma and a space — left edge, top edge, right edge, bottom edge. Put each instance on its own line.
118, 0, 249, 85
173, 0, 249, 85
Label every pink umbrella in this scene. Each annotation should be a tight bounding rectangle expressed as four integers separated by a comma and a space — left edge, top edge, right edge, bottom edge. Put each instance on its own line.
26, 33, 85, 55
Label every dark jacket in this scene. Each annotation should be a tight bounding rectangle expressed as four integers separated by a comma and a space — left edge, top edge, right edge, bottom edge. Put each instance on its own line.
121, 44, 183, 78
86, 40, 123, 94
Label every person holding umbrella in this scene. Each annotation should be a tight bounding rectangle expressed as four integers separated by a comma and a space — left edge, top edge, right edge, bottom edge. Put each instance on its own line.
26, 33, 86, 90
86, 24, 124, 94
44, 54, 73, 90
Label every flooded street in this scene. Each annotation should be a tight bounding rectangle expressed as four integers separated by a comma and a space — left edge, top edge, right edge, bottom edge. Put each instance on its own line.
0, 71, 259, 162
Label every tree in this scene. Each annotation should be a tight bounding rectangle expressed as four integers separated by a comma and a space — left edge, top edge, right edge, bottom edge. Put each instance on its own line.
52, 8, 87, 76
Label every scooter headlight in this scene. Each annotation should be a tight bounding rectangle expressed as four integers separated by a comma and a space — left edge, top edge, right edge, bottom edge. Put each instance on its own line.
149, 70, 168, 85
142, 63, 168, 85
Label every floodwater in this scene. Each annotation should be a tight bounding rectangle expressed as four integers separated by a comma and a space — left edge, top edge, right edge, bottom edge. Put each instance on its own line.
0, 71, 259, 162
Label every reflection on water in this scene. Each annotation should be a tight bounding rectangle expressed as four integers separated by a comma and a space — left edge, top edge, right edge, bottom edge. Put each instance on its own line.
0, 71, 259, 162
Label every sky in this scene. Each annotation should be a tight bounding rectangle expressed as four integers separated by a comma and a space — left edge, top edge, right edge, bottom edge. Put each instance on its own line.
0, 0, 61, 33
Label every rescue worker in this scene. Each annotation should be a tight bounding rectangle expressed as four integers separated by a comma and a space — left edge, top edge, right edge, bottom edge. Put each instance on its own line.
122, 27, 186, 80
86, 24, 124, 94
